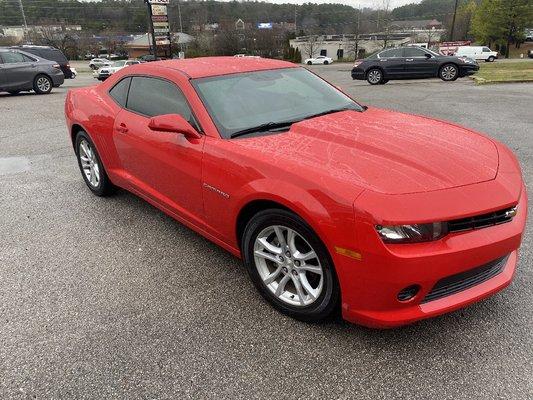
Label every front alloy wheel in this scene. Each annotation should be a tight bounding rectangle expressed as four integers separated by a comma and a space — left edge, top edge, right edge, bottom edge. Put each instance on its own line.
367, 69, 383, 85
254, 225, 324, 306
439, 64, 458, 81
242, 209, 339, 321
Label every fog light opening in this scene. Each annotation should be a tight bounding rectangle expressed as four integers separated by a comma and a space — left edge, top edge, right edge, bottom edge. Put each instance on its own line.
397, 285, 421, 302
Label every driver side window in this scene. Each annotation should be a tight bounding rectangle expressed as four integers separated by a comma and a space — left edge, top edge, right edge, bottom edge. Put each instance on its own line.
126, 76, 194, 124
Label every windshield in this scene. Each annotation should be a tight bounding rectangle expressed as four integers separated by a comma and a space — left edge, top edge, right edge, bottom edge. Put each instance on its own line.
192, 67, 363, 139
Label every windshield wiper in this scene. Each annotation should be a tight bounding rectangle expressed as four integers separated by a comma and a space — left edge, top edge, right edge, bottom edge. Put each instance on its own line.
302, 106, 360, 121
230, 120, 295, 139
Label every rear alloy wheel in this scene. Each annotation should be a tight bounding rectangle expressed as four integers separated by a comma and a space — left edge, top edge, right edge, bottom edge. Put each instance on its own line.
75, 131, 115, 196
33, 74, 52, 94
323, 60, 329, 65
487, 56, 495, 62
242, 209, 339, 322
439, 64, 458, 81
366, 68, 383, 85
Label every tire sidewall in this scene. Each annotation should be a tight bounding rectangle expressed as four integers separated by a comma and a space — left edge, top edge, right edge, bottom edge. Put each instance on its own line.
33, 74, 52, 94
242, 209, 339, 321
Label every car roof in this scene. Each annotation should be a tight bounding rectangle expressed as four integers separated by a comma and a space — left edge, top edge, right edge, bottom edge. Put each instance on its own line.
151, 56, 296, 79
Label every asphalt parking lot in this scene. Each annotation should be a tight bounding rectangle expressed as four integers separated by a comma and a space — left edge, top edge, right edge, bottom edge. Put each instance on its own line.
1, 69, 532, 399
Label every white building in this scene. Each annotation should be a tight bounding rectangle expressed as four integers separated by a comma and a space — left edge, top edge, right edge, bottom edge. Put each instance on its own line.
290, 34, 412, 61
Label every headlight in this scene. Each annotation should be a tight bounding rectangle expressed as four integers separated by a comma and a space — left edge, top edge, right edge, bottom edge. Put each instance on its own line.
458, 56, 475, 64
376, 222, 447, 244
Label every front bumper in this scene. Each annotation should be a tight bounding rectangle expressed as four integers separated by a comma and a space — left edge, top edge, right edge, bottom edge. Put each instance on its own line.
459, 64, 479, 76
351, 68, 365, 80
336, 151, 527, 328
93, 70, 111, 80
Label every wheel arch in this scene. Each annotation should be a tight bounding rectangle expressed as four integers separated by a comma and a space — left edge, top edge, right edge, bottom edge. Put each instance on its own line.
235, 199, 294, 249
439, 62, 458, 72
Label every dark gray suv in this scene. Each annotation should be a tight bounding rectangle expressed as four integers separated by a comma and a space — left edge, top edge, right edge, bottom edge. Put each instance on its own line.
0, 48, 65, 95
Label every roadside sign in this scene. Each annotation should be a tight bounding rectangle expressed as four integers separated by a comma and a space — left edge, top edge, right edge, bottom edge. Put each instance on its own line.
151, 5, 167, 15
144, 0, 172, 58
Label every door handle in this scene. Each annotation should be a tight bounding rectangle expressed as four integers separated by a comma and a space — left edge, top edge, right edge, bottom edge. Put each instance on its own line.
406, 58, 414, 61
117, 123, 128, 133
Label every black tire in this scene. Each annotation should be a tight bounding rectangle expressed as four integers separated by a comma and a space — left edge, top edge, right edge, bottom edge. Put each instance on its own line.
89, 64, 97, 70
366, 68, 383, 85
33, 74, 53, 94
8, 90, 20, 95
74, 130, 115, 196
242, 209, 340, 322
323, 60, 329, 65
487, 56, 495, 62
307, 61, 312, 65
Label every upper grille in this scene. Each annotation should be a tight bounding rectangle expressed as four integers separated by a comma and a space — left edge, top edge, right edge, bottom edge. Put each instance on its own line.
447, 206, 517, 233
422, 255, 509, 303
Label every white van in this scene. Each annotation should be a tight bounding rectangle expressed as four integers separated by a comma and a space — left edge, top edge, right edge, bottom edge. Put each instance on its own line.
455, 46, 498, 62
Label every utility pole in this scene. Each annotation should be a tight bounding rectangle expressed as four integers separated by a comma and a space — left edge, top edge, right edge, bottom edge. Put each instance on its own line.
17, 0, 28, 29
294, 6, 297, 34
177, 0, 183, 33
450, 0, 459, 41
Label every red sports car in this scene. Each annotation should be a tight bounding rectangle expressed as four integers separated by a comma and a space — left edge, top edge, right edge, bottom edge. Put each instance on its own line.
65, 57, 527, 328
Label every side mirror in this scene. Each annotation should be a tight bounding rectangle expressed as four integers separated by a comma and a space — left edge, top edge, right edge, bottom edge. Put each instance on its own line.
148, 114, 201, 139
424, 53, 432, 59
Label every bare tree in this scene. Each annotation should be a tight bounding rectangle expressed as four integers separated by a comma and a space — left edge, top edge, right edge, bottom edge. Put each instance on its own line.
301, 35, 323, 59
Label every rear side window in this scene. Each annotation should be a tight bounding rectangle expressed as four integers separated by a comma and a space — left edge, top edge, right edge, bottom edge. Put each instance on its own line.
109, 77, 131, 107
39, 49, 67, 63
126, 76, 192, 121
1, 51, 26, 63
379, 48, 403, 58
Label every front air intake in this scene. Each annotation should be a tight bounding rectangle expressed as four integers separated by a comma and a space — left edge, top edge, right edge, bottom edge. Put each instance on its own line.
422, 255, 509, 303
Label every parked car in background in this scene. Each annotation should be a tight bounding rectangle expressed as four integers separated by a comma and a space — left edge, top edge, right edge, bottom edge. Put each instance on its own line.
89, 58, 113, 70
528, 49, 533, 59
65, 57, 526, 328
352, 46, 479, 85
138, 54, 161, 62
84, 53, 96, 60
0, 48, 64, 94
455, 46, 498, 62
10, 45, 74, 79
304, 55, 333, 65
93, 59, 141, 81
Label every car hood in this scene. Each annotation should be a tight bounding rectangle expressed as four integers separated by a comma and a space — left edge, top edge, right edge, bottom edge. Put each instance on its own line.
233, 107, 499, 195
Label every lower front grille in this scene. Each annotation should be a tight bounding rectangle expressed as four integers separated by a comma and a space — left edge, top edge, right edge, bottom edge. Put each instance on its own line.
422, 255, 509, 303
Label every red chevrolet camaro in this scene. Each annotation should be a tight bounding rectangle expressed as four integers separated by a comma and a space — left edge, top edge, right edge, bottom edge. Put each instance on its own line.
65, 57, 527, 328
